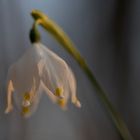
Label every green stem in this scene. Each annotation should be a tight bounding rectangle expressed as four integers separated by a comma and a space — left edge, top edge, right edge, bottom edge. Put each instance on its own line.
30, 9, 134, 140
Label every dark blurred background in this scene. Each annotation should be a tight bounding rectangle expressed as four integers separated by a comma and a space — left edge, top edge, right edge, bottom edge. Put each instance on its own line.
0, 0, 140, 140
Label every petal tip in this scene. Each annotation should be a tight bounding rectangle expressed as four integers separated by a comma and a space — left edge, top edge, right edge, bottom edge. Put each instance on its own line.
5, 105, 13, 114
75, 100, 81, 108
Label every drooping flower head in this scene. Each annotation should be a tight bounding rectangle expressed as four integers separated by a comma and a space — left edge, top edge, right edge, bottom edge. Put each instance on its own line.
5, 43, 81, 117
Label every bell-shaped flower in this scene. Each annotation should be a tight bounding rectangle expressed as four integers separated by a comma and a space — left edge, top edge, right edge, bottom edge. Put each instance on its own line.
5, 42, 81, 117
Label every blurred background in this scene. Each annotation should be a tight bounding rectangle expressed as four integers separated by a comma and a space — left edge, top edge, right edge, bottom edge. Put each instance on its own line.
0, 0, 140, 140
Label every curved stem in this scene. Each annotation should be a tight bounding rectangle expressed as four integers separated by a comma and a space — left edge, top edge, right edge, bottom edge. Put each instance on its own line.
30, 9, 134, 140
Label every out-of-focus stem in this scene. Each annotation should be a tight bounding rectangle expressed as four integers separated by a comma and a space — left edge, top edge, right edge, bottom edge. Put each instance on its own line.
30, 9, 134, 140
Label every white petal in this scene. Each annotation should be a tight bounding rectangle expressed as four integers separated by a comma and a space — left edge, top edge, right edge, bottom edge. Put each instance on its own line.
40, 81, 57, 103
67, 67, 81, 108
6, 45, 43, 116
39, 44, 70, 88
5, 64, 16, 113
11, 46, 42, 93
36, 43, 81, 108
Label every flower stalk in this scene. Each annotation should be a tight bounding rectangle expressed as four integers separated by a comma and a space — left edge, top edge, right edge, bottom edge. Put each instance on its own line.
30, 9, 134, 140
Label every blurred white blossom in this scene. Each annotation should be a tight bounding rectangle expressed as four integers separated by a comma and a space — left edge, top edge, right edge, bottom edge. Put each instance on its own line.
5, 43, 81, 118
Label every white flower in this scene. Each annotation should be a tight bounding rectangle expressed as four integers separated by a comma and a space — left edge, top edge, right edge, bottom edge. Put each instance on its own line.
5, 42, 81, 117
